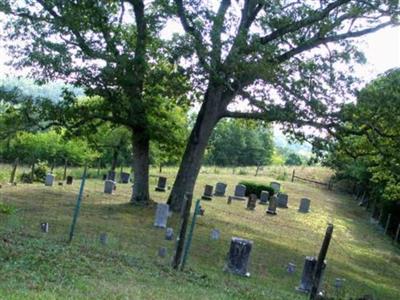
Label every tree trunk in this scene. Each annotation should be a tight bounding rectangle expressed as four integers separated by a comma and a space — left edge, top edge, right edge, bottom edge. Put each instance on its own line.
111, 148, 118, 171
63, 159, 68, 181
168, 91, 222, 212
130, 131, 150, 205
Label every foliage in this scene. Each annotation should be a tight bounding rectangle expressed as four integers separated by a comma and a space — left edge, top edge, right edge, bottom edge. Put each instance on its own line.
205, 119, 273, 166
0, 202, 16, 215
284, 153, 303, 166
239, 181, 275, 197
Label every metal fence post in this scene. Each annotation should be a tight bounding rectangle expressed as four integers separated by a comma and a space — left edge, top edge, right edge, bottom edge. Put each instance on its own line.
181, 199, 201, 270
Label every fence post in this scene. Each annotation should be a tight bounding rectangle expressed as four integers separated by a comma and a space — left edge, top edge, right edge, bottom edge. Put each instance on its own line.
172, 193, 193, 270
291, 169, 295, 182
68, 165, 88, 243
393, 223, 400, 244
310, 224, 334, 300
384, 213, 392, 235
9, 158, 18, 184
63, 159, 68, 181
181, 199, 201, 270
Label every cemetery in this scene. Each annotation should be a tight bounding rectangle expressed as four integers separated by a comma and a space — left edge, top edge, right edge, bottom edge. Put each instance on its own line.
0, 1, 399, 299
0, 166, 399, 299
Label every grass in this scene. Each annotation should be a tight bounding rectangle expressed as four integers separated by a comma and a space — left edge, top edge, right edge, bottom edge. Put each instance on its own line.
0, 166, 399, 299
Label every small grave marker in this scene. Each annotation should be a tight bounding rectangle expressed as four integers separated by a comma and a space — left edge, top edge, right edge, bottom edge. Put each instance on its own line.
201, 185, 214, 200
287, 262, 296, 274
40, 222, 49, 233
211, 229, 220, 240
259, 191, 269, 205
120, 172, 130, 184
104, 180, 115, 194
224, 237, 253, 277
214, 182, 227, 196
165, 227, 174, 240
228, 184, 247, 202
154, 203, 169, 228
270, 182, 281, 193
45, 174, 55, 187
277, 193, 289, 208
299, 198, 311, 213
247, 194, 257, 210
297, 256, 326, 293
99, 233, 108, 245
266, 195, 277, 215
158, 247, 167, 258
155, 176, 167, 192
66, 176, 73, 185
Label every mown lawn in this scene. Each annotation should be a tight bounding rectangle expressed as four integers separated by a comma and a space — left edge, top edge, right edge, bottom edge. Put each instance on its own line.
0, 167, 399, 299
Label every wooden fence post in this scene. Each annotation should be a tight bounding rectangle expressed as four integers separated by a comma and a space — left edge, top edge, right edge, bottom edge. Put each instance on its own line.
63, 159, 68, 181
384, 213, 392, 235
291, 169, 295, 182
393, 223, 400, 244
310, 224, 334, 300
172, 193, 193, 270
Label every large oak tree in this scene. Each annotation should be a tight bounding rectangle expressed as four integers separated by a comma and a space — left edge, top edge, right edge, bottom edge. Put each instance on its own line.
167, 0, 399, 211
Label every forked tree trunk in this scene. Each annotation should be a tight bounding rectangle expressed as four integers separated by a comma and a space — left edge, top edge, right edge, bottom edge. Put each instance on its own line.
168, 92, 222, 212
131, 131, 150, 205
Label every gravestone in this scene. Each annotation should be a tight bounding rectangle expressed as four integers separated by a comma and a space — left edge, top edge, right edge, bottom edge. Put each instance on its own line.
165, 227, 174, 240
158, 247, 167, 258
297, 256, 326, 293
259, 191, 269, 205
154, 203, 169, 228
277, 193, 289, 208
270, 182, 281, 193
40, 222, 49, 233
211, 228, 220, 240
224, 237, 253, 277
228, 184, 247, 202
107, 171, 116, 181
45, 174, 55, 187
99, 233, 108, 245
214, 182, 227, 196
334, 278, 346, 289
66, 176, 73, 185
201, 185, 214, 200
247, 194, 257, 210
120, 172, 130, 184
287, 262, 296, 274
155, 176, 167, 192
104, 180, 115, 194
299, 198, 311, 213
266, 195, 277, 215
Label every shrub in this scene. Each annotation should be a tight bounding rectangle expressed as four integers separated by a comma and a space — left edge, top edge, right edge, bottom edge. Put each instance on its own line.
19, 173, 32, 183
0, 203, 16, 215
34, 163, 47, 182
239, 181, 275, 197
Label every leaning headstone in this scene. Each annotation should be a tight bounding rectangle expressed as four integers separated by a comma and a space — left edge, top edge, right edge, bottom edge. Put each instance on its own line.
299, 198, 311, 213
211, 228, 220, 240
224, 237, 253, 277
277, 193, 289, 208
104, 180, 115, 194
214, 182, 227, 196
228, 184, 247, 201
297, 256, 326, 293
66, 176, 73, 185
259, 191, 269, 205
201, 185, 214, 200
40, 222, 49, 233
287, 262, 296, 274
107, 171, 116, 181
120, 172, 130, 184
45, 174, 55, 187
165, 227, 174, 240
158, 247, 167, 258
266, 195, 277, 215
247, 194, 257, 210
154, 203, 169, 228
99, 233, 108, 245
270, 181, 281, 194
155, 176, 167, 192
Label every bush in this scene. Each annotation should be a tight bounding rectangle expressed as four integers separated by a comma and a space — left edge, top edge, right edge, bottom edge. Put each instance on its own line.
0, 203, 16, 215
34, 163, 47, 182
19, 173, 32, 183
239, 181, 275, 197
